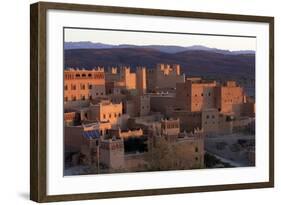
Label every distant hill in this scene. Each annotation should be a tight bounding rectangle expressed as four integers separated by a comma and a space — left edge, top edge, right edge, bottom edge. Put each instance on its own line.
64, 41, 255, 55
64, 47, 255, 80
64, 41, 114, 50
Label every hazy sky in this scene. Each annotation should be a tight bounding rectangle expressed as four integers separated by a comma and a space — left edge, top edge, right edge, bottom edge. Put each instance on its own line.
64, 28, 256, 51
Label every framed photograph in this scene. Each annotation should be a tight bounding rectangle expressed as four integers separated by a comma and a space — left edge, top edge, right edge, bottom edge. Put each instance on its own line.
30, 1, 274, 202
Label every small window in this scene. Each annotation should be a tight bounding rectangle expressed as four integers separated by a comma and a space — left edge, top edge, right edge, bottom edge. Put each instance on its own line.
103, 114, 106, 119
206, 115, 209, 119
195, 147, 198, 152
201, 93, 203, 96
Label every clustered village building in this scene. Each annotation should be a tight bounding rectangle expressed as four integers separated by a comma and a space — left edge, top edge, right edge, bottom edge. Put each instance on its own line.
64, 63, 255, 173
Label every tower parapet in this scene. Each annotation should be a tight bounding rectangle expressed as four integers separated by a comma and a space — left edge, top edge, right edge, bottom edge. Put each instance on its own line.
157, 64, 181, 76
110, 67, 118, 74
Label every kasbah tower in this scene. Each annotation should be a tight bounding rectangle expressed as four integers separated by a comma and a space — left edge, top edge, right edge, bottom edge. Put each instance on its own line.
136, 66, 147, 95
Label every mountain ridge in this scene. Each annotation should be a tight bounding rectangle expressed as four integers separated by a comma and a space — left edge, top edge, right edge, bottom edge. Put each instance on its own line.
64, 41, 255, 55
64, 47, 255, 81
